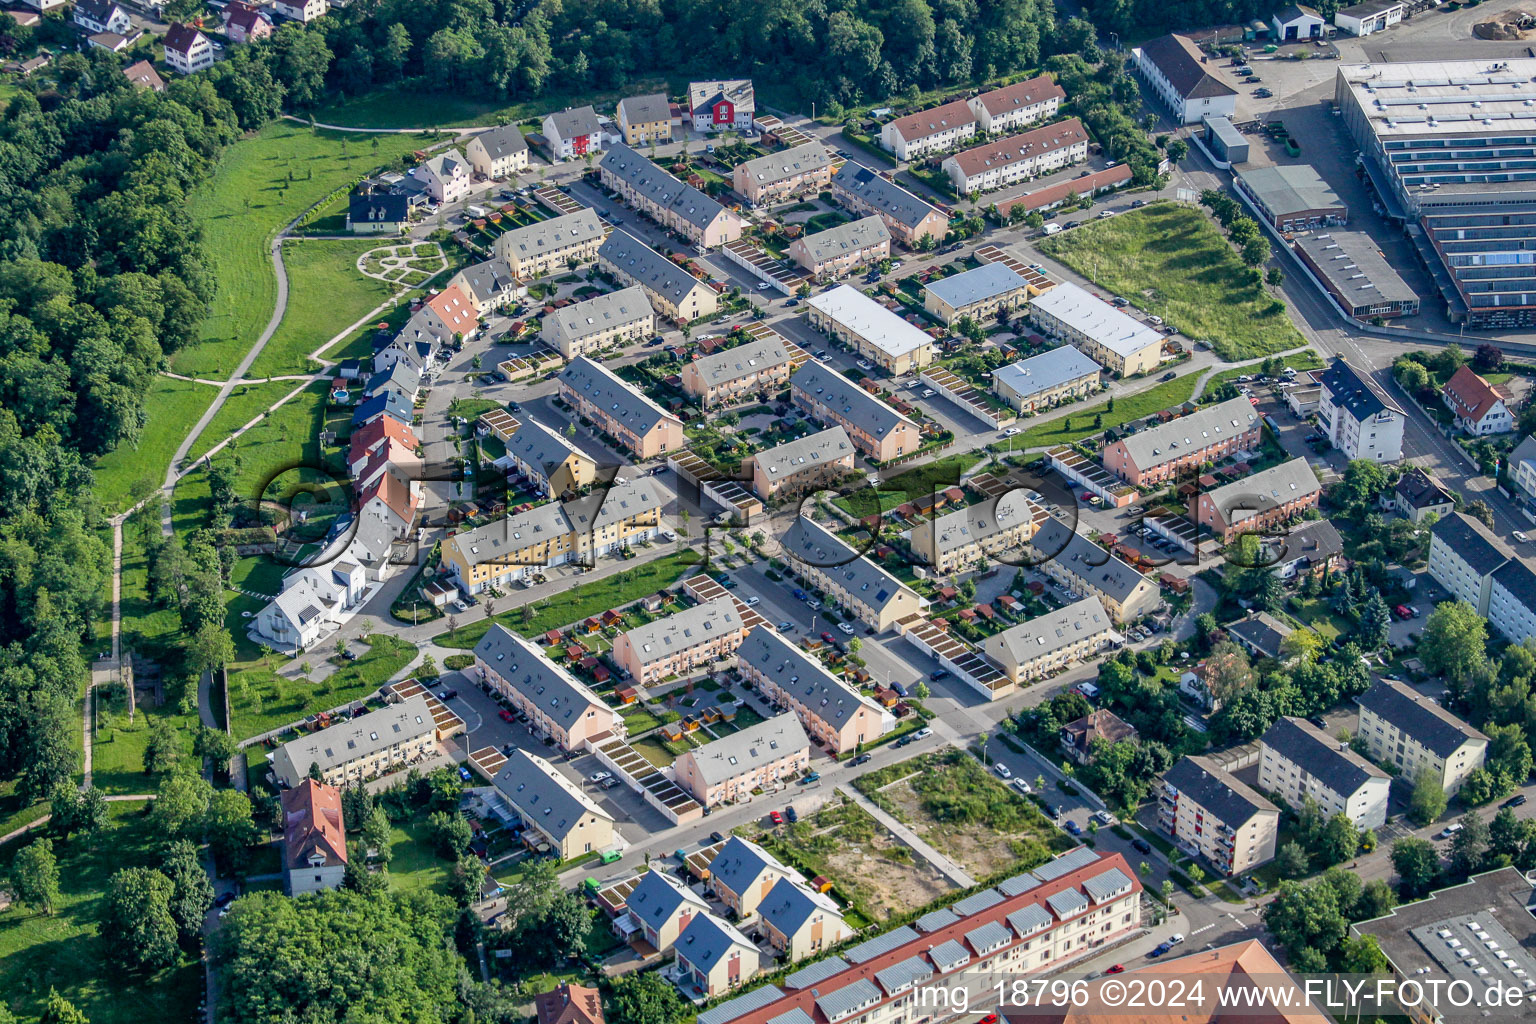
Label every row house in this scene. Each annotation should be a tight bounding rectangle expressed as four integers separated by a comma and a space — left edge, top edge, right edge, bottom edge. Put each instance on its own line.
503, 418, 597, 499
495, 208, 607, 279
557, 355, 685, 458
626, 866, 710, 955
780, 517, 928, 633
992, 345, 1101, 414
493, 749, 616, 860
880, 98, 977, 161
805, 284, 933, 375
733, 143, 835, 206
473, 625, 626, 751
1027, 517, 1160, 624
611, 596, 748, 685
735, 626, 892, 754
675, 720, 812, 807
600, 144, 744, 248
542, 285, 655, 360
1027, 282, 1164, 377
1158, 756, 1279, 876
1101, 396, 1260, 486
706, 838, 797, 918
967, 74, 1066, 135
942, 118, 1089, 196
831, 162, 950, 247
788, 216, 891, 281
911, 491, 1038, 574
598, 228, 719, 323
680, 334, 794, 408
676, 914, 760, 999
271, 695, 435, 788
690, 79, 755, 132
923, 262, 1031, 326
983, 596, 1115, 684
755, 878, 855, 963
466, 125, 530, 180
1196, 458, 1322, 544
746, 427, 857, 501
449, 256, 521, 316
790, 361, 922, 463
617, 93, 675, 146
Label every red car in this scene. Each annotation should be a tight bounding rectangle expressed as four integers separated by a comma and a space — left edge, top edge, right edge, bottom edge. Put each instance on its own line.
821, 632, 836, 643
499, 710, 514, 723
979, 1015, 999, 1024
1105, 965, 1125, 975
1394, 604, 1413, 620
769, 810, 784, 825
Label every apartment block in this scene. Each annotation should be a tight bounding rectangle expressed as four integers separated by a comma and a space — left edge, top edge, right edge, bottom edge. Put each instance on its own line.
474, 625, 625, 751
1158, 755, 1280, 876
735, 626, 892, 754
911, 491, 1038, 574
558, 356, 685, 459
1027, 282, 1163, 377
495, 209, 606, 278
924, 263, 1032, 326
1259, 717, 1391, 828
1196, 458, 1322, 544
598, 228, 718, 323
733, 143, 835, 206
681, 334, 794, 408
805, 285, 933, 375
1026, 518, 1160, 623
542, 285, 655, 359
880, 99, 977, 161
676, 719, 812, 806
983, 596, 1114, 684
1101, 396, 1261, 486
1356, 679, 1488, 795
270, 695, 435, 788
968, 74, 1066, 135
831, 162, 950, 247
788, 216, 891, 281
746, 427, 856, 501
780, 517, 928, 632
611, 597, 748, 685
1318, 357, 1405, 462
942, 119, 1089, 196
790, 361, 922, 463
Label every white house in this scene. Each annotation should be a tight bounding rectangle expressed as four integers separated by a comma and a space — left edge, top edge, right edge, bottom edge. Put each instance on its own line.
412, 148, 472, 204
1442, 365, 1513, 436
542, 106, 603, 161
1273, 4, 1326, 40
1258, 717, 1391, 829
162, 23, 213, 75
689, 79, 755, 132
466, 126, 530, 180
73, 0, 130, 35
1511, 435, 1536, 504
250, 562, 368, 654
1317, 357, 1404, 462
272, 0, 326, 20
1134, 34, 1238, 125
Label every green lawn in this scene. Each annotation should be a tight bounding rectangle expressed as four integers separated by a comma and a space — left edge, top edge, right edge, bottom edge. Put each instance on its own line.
0, 802, 202, 1024
434, 551, 704, 649
837, 450, 988, 518
172, 122, 430, 379
184, 379, 306, 464
1198, 350, 1325, 398
88, 680, 200, 797
92, 376, 219, 514
311, 80, 668, 130
227, 633, 419, 741
386, 818, 452, 896
1039, 202, 1306, 361
247, 239, 409, 378
1014, 374, 1199, 449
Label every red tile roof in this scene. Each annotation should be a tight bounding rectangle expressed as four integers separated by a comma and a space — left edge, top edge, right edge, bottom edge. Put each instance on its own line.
535, 983, 605, 1024
349, 415, 420, 467
947, 118, 1089, 179
426, 284, 477, 335
281, 779, 347, 871
1443, 365, 1506, 424
886, 98, 976, 143
973, 74, 1066, 116
359, 467, 418, 527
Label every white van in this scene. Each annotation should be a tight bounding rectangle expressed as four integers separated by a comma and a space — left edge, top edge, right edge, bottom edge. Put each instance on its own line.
1043, 222, 1063, 235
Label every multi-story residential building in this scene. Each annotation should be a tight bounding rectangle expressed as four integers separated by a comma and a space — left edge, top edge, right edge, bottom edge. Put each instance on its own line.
1027, 282, 1164, 377
272, 0, 325, 21
281, 780, 347, 896
495, 209, 607, 279
942, 119, 1089, 195
790, 361, 922, 463
1133, 34, 1238, 125
992, 346, 1101, 414
1356, 678, 1488, 795
1427, 510, 1516, 617
788, 216, 891, 281
440, 480, 664, 591
831, 162, 950, 247
449, 256, 521, 316
1443, 365, 1514, 435
1158, 755, 1280, 876
676, 914, 761, 998
1318, 357, 1405, 461
412, 148, 472, 204
558, 356, 685, 458
162, 23, 213, 74
1234, 165, 1349, 231
466, 126, 530, 180
924, 263, 1032, 326
611, 597, 748, 685
1510, 437, 1536, 506
735, 626, 893, 754
1258, 717, 1391, 828
1027, 517, 1160, 624
805, 285, 934, 375
733, 143, 835, 206
493, 750, 616, 860
598, 228, 718, 323
746, 427, 857, 501
473, 625, 626, 751
680, 334, 795, 408
881, 99, 978, 161
707, 837, 798, 918
543, 106, 603, 161
675, 719, 812, 807
911, 491, 1038, 574
599, 144, 743, 248
695, 849, 1142, 1024
690, 79, 754, 132
627, 867, 710, 955
617, 93, 674, 147
1101, 396, 1261, 487
755, 878, 854, 962
967, 74, 1066, 135
542, 285, 655, 359
779, 517, 928, 632
1394, 465, 1456, 523
503, 419, 597, 499
271, 695, 436, 788
984, 596, 1115, 684
1196, 458, 1322, 544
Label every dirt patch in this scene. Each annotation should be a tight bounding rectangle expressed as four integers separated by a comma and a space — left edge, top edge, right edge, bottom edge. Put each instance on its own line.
1475, 10, 1536, 39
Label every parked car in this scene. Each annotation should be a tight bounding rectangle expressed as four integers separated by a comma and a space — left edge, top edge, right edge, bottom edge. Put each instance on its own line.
993, 762, 1012, 779
458, 766, 473, 781
837, 622, 855, 635
851, 753, 872, 766
1106, 964, 1125, 974
499, 710, 514, 723
929, 669, 950, 681
214, 892, 237, 908
911, 727, 933, 740
1149, 944, 1170, 958
1254, 88, 1273, 98
590, 771, 612, 783
1130, 199, 1147, 208
1505, 793, 1529, 808
710, 831, 726, 843
821, 631, 836, 643
769, 810, 784, 825
792, 588, 807, 601
1011, 778, 1033, 795
1064, 819, 1083, 836
801, 771, 821, 784
1131, 837, 1152, 854
1160, 371, 1177, 382
745, 596, 761, 606
777, 620, 794, 630
785, 806, 799, 823
1168, 933, 1185, 946
1437, 823, 1464, 840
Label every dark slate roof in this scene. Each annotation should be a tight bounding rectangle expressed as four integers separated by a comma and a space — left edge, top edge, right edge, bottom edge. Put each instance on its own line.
350, 389, 412, 427
350, 191, 410, 225
1493, 558, 1536, 611
163, 22, 205, 54
1320, 358, 1402, 422
1260, 717, 1386, 798
599, 143, 730, 233
791, 361, 917, 441
1430, 511, 1513, 576
1272, 519, 1343, 568
831, 162, 945, 230
1162, 755, 1278, 826
1225, 611, 1293, 659
618, 92, 672, 125
1395, 466, 1454, 510
1138, 34, 1239, 101
1356, 679, 1489, 757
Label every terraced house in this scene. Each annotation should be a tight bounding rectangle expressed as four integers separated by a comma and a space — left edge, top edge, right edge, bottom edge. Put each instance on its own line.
270, 695, 436, 788
780, 517, 928, 632
791, 361, 922, 462
733, 143, 835, 206
616, 93, 674, 147
1100, 396, 1261, 486
831, 162, 950, 247
983, 596, 1115, 684
735, 626, 893, 754
707, 837, 798, 918
1195, 458, 1321, 543
675, 720, 812, 807
1027, 282, 1164, 377
746, 427, 856, 501
558, 356, 685, 458
805, 285, 934, 375
967, 74, 1066, 135
787, 216, 891, 281
495, 209, 607, 279
992, 346, 1102, 414
681, 334, 794, 408
911, 491, 1039, 574
755, 878, 854, 962
503, 419, 598, 499
923, 263, 1032, 326
611, 597, 749, 685
1028, 517, 1160, 624
600, 144, 744, 248
881, 98, 978, 160
942, 119, 1089, 196
598, 228, 718, 323
542, 285, 655, 359
493, 749, 617, 859
473, 625, 625, 752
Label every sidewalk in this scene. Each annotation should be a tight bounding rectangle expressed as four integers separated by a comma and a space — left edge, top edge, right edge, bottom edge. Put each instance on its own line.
837, 783, 976, 888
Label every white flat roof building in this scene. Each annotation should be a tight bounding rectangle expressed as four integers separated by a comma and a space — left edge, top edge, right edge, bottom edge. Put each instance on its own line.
805, 284, 933, 374
1027, 282, 1163, 376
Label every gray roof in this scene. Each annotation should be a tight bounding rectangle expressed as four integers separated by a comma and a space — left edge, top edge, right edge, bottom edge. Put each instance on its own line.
874, 955, 933, 994
690, 335, 794, 389
1338, 0, 1405, 15
421, 147, 467, 181
1162, 755, 1279, 826
1045, 888, 1089, 919
618, 93, 671, 125
1396, 466, 1455, 509
1494, 557, 1536, 611
738, 142, 832, 186
795, 216, 890, 264
926, 263, 1027, 309
986, 595, 1113, 664
700, 987, 788, 1024
1238, 164, 1346, 217
545, 105, 601, 140
950, 888, 1005, 916
781, 517, 917, 612
1321, 357, 1403, 422
498, 209, 605, 261
599, 143, 731, 233
831, 162, 945, 230
754, 427, 855, 483
1137, 34, 1238, 101
1226, 611, 1294, 659
914, 907, 961, 932
566, 478, 665, 537
1357, 678, 1489, 756
964, 920, 1011, 954
627, 868, 709, 931
1029, 518, 1154, 605
690, 79, 754, 114
923, 491, 1036, 556
993, 345, 1102, 403
846, 925, 917, 961
1082, 867, 1134, 903
815, 978, 882, 1023
452, 256, 519, 306
1295, 232, 1418, 307
929, 938, 972, 972
449, 501, 576, 558
757, 877, 843, 939
274, 694, 433, 780
685, 714, 811, 787
468, 125, 528, 160
559, 355, 679, 436
1510, 435, 1536, 473
473, 624, 609, 729
368, 361, 419, 396
1261, 717, 1387, 799
783, 957, 848, 989
493, 749, 611, 841
1205, 458, 1321, 526
1028, 282, 1164, 360
1431, 511, 1512, 575
806, 286, 931, 361
1006, 902, 1053, 937
791, 361, 918, 441
1117, 396, 1259, 472
620, 596, 743, 666
504, 418, 593, 480
676, 913, 756, 972
995, 871, 1043, 897
736, 626, 882, 733
1271, 519, 1344, 568
546, 285, 653, 343
1032, 846, 1102, 881
599, 227, 710, 302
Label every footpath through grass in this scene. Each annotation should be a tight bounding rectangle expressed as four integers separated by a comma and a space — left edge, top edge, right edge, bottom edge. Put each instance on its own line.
92, 376, 218, 513
1039, 202, 1305, 361
173, 122, 428, 379
184, 379, 305, 464
1017, 373, 1199, 449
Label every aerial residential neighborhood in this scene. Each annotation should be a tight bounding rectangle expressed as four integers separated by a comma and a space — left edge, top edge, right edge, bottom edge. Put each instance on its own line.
11, 1, 1536, 1023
